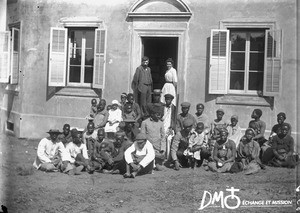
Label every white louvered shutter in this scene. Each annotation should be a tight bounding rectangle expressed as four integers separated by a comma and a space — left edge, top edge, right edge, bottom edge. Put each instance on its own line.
10, 28, 20, 84
209, 29, 229, 94
48, 27, 67, 87
93, 29, 106, 89
0, 31, 10, 83
263, 29, 282, 96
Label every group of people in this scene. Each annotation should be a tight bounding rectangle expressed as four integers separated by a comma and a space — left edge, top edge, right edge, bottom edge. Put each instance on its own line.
33, 56, 297, 177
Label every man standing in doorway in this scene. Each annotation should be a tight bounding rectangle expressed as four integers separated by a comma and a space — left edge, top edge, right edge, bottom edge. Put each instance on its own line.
132, 56, 153, 116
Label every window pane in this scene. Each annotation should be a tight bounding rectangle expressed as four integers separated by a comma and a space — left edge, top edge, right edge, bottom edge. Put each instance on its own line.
85, 49, 94, 66
85, 31, 95, 49
249, 53, 264, 71
250, 32, 265, 51
69, 30, 82, 48
230, 72, 244, 90
84, 66, 93, 83
13, 30, 19, 51
231, 52, 245, 70
231, 32, 246, 51
248, 72, 263, 90
70, 49, 81, 65
69, 66, 81, 83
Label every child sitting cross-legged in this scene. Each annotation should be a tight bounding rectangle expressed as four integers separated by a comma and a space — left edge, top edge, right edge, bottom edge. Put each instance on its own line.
65, 128, 91, 175
183, 122, 209, 168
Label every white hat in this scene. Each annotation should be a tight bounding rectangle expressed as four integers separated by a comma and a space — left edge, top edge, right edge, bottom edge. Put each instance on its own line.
112, 100, 120, 106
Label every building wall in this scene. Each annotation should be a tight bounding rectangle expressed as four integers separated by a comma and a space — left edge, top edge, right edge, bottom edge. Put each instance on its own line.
2, 0, 298, 143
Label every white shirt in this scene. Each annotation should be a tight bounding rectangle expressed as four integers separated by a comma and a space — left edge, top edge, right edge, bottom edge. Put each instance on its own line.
124, 140, 155, 168
165, 67, 177, 83
82, 131, 97, 144
65, 142, 89, 163
33, 137, 71, 169
163, 106, 172, 133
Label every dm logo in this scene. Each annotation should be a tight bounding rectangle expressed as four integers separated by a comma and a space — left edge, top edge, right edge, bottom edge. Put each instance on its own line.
199, 187, 241, 210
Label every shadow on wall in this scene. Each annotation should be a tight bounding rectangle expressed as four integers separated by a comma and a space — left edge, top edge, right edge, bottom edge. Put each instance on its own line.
205, 36, 222, 103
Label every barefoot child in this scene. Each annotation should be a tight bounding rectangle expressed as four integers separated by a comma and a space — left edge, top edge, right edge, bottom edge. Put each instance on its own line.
124, 133, 155, 178
183, 122, 208, 168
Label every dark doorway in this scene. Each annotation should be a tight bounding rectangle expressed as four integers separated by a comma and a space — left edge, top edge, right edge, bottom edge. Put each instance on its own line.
142, 37, 178, 90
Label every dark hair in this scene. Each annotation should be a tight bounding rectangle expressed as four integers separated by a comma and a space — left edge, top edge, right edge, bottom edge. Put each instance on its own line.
196, 103, 204, 109
127, 93, 134, 99
196, 122, 204, 128
97, 128, 105, 134
99, 99, 106, 105
254, 109, 262, 118
166, 58, 174, 65
281, 123, 290, 130
124, 103, 132, 110
142, 56, 149, 62
277, 112, 286, 119
63, 124, 70, 129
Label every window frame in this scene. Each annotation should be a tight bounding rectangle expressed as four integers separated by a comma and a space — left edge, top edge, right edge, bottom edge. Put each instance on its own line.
66, 28, 96, 87
48, 17, 106, 89
228, 29, 266, 95
0, 22, 21, 85
209, 21, 281, 97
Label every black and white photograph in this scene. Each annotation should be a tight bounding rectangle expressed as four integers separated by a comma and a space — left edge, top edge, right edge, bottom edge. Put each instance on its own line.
0, 0, 299, 212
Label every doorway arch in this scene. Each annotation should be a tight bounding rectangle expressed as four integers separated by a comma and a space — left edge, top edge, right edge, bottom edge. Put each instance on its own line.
127, 0, 192, 101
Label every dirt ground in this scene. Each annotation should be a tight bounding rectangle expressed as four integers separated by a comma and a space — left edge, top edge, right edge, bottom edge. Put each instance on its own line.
0, 133, 299, 213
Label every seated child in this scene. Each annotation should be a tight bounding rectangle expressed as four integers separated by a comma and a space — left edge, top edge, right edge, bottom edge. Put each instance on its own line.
66, 128, 90, 174
88, 128, 106, 173
183, 122, 208, 168
105, 100, 123, 136
124, 133, 155, 178
123, 103, 138, 121
235, 128, 262, 175
207, 128, 236, 173
248, 109, 266, 147
262, 112, 291, 163
106, 105, 112, 111
120, 93, 127, 112
210, 109, 228, 143
268, 124, 296, 168
58, 123, 72, 147
90, 98, 98, 118
82, 122, 97, 145
227, 115, 243, 148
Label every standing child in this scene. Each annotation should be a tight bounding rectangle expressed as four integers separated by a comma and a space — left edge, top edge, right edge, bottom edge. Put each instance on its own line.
90, 99, 98, 118
227, 115, 243, 148
248, 109, 266, 147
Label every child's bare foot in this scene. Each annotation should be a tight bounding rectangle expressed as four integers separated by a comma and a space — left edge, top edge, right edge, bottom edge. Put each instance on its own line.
123, 173, 130, 178
130, 172, 137, 178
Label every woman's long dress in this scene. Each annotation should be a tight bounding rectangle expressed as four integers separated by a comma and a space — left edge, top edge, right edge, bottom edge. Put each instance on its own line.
160, 67, 177, 105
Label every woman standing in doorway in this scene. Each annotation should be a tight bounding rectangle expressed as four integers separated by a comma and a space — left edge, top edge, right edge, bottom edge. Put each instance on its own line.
161, 58, 178, 106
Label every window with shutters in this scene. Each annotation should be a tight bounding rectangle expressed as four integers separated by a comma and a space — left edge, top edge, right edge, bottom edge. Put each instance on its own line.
209, 25, 282, 97
68, 28, 95, 87
0, 25, 20, 84
49, 25, 106, 89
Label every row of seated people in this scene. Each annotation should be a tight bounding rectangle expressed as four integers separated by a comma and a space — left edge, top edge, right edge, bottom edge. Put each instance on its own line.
33, 92, 296, 177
